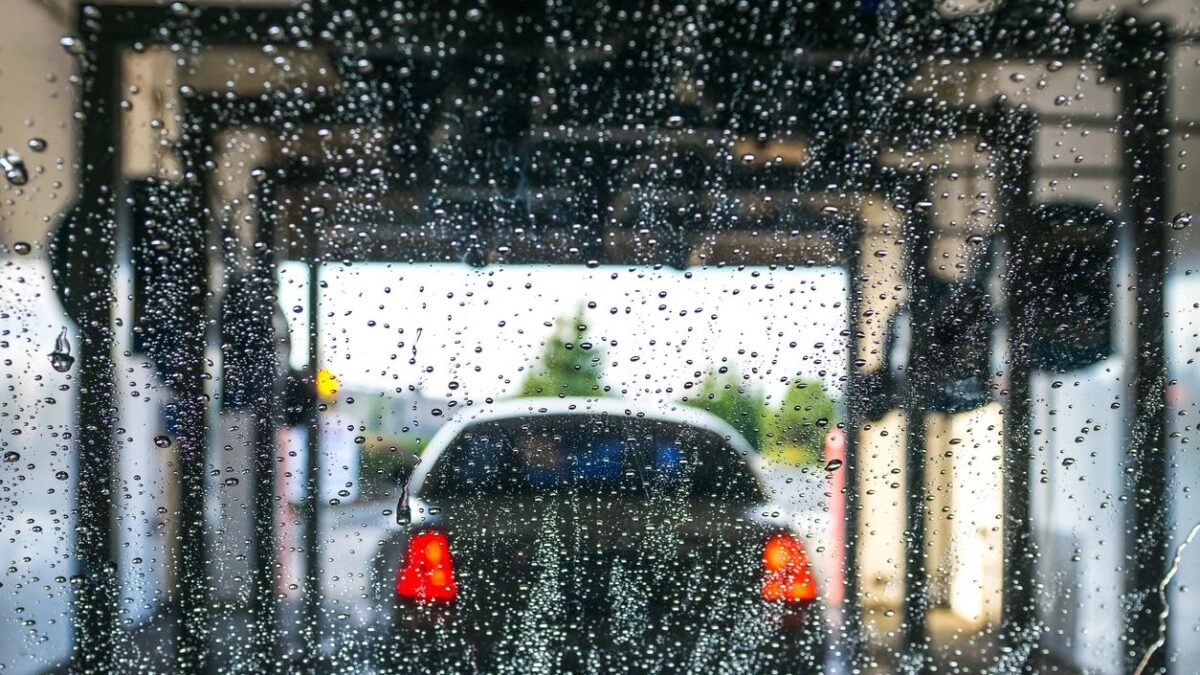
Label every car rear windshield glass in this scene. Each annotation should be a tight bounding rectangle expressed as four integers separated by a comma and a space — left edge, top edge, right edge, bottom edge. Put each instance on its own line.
423, 414, 763, 502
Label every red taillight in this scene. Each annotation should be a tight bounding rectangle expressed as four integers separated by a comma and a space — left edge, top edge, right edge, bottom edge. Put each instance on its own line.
761, 533, 817, 603
396, 530, 457, 603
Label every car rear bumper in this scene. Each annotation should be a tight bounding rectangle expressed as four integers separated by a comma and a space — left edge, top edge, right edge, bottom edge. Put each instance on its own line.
382, 601, 827, 674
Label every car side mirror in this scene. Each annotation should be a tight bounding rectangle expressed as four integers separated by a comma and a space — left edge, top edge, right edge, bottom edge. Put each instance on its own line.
396, 472, 412, 526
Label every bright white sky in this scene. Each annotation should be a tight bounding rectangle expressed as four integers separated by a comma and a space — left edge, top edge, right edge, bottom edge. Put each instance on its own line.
278, 263, 849, 406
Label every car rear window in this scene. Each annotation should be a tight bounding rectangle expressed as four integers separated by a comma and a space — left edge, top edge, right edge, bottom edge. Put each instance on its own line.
422, 414, 764, 503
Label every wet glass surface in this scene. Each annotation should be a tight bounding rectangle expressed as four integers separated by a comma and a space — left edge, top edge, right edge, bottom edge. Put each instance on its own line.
0, 1, 1199, 674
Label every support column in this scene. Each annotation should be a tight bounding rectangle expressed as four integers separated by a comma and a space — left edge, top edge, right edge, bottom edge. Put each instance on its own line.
250, 177, 283, 672
996, 107, 1039, 671
67, 19, 121, 673
302, 215, 324, 667
841, 215, 867, 670
900, 178, 932, 672
168, 110, 215, 673
1119, 20, 1172, 675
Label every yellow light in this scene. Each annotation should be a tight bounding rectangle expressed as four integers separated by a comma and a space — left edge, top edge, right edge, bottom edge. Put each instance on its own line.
316, 368, 340, 399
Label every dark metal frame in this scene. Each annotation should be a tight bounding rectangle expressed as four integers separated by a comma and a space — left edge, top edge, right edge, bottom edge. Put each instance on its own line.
64, 3, 1175, 673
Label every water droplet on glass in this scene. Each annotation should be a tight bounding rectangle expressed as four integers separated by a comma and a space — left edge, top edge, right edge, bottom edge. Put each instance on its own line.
48, 328, 74, 373
1, 151, 29, 186
1172, 212, 1192, 230
665, 115, 683, 129
26, 138, 46, 153
12, 241, 31, 255
824, 459, 844, 472
223, 477, 239, 487
154, 434, 172, 449
55, 471, 69, 481
2, 451, 19, 463
169, 2, 193, 17
59, 36, 85, 56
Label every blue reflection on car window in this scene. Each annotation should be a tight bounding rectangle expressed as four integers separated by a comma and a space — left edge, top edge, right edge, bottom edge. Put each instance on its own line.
572, 438, 624, 480
655, 442, 681, 478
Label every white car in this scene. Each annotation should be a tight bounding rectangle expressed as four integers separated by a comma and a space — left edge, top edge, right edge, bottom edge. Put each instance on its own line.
369, 398, 828, 674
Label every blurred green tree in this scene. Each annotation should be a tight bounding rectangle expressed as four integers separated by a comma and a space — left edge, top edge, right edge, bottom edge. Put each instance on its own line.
516, 309, 609, 397
761, 377, 839, 465
682, 368, 765, 451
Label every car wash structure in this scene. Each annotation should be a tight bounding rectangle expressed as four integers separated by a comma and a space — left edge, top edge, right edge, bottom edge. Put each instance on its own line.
55, 2, 1180, 673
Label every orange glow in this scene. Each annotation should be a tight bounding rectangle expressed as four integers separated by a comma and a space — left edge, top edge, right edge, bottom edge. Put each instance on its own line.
424, 539, 445, 564
764, 537, 793, 570
761, 533, 817, 603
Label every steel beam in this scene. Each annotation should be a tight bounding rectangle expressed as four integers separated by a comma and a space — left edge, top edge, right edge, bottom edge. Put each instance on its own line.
840, 218, 867, 671
1119, 20, 1173, 675
900, 179, 933, 672
996, 107, 1039, 672
250, 178, 284, 672
68, 13, 121, 672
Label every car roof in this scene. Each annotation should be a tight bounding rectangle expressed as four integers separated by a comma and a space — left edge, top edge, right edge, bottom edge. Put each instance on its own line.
408, 397, 759, 496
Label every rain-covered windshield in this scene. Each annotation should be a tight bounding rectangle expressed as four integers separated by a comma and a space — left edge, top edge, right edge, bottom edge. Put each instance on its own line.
2, 1, 1200, 674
